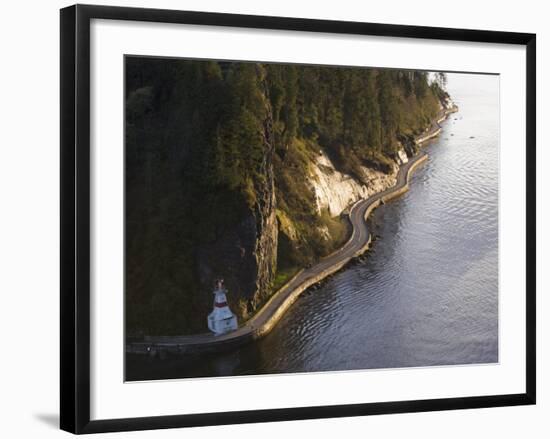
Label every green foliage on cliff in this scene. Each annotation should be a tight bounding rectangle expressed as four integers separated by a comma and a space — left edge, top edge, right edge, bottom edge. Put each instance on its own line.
125, 57, 446, 336
126, 59, 271, 335
265, 65, 442, 271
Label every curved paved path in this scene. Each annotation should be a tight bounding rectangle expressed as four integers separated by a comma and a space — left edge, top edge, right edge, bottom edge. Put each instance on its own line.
127, 151, 429, 355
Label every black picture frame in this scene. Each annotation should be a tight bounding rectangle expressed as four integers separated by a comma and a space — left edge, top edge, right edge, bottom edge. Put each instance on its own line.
60, 4, 536, 434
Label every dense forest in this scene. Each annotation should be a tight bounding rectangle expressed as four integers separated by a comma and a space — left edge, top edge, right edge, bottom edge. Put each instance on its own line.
125, 58, 448, 336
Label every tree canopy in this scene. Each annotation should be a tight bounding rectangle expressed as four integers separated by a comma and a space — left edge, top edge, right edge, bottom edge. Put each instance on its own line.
125, 57, 447, 335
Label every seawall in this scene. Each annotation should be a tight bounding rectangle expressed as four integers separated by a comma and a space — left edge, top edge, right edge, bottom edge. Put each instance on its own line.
416, 105, 458, 145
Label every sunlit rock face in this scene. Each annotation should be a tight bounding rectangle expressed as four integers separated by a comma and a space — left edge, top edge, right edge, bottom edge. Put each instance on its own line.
360, 165, 398, 198
310, 152, 367, 217
309, 151, 398, 218
397, 148, 409, 165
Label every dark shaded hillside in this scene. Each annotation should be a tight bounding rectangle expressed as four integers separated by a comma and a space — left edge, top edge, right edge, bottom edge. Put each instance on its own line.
125, 57, 448, 336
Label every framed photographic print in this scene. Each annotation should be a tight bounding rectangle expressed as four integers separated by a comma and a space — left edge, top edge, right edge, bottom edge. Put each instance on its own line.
60, 4, 536, 434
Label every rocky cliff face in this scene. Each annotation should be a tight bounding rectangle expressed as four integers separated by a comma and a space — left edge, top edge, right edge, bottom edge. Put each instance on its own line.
310, 149, 405, 219
310, 152, 368, 217
197, 82, 278, 321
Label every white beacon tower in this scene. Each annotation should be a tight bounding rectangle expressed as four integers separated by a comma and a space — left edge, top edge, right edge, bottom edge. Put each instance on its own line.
207, 279, 238, 335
